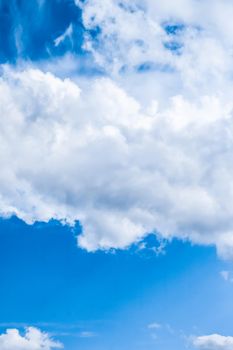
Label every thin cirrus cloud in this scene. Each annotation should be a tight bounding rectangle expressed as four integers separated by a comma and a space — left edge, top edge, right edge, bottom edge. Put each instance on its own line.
0, 327, 63, 350
1, 0, 233, 257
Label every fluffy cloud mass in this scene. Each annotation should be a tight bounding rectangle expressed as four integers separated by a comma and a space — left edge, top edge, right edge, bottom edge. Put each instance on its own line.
2, 0, 233, 256
193, 334, 233, 350
0, 327, 62, 350
78, 0, 233, 85
1, 66, 233, 256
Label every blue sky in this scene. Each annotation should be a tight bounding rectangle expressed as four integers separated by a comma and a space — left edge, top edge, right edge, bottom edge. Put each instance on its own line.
1, 1, 233, 349
1, 216, 233, 350
0, 0, 82, 62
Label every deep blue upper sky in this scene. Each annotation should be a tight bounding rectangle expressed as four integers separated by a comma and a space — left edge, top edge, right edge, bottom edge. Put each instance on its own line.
0, 0, 82, 63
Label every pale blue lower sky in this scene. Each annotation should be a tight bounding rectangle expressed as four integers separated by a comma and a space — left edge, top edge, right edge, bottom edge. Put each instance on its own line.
0, 217, 232, 350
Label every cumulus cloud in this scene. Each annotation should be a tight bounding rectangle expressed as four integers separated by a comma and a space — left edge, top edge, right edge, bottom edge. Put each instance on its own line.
193, 334, 233, 350
0, 327, 63, 350
2, 0, 233, 256
1, 66, 233, 256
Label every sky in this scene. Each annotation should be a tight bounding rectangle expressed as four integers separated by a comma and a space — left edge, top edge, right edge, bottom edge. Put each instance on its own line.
1, 0, 233, 349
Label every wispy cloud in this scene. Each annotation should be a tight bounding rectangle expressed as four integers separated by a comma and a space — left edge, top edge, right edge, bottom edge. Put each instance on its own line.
220, 270, 233, 283
148, 323, 161, 330
54, 24, 73, 47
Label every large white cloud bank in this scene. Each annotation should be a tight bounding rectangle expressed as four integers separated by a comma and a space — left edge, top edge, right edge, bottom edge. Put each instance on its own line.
2, 0, 233, 257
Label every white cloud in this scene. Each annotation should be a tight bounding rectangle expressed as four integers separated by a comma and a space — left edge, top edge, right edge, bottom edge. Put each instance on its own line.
0, 327, 63, 350
1, 65, 233, 256
78, 0, 233, 90
2, 1, 233, 256
193, 334, 233, 350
